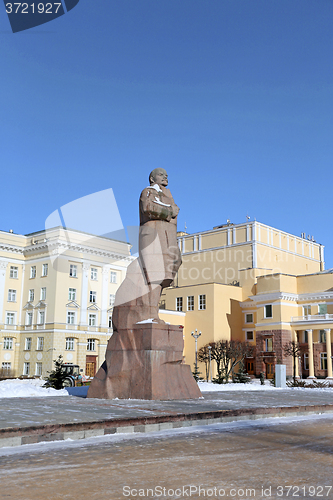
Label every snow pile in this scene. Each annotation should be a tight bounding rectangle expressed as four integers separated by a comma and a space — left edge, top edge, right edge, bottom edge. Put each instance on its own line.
198, 380, 280, 391
198, 380, 333, 391
0, 378, 69, 398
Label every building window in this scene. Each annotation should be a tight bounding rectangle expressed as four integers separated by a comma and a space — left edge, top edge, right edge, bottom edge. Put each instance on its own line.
23, 362, 30, 376
26, 312, 33, 326
187, 296, 194, 311
199, 294, 206, 310
37, 337, 44, 351
108, 315, 112, 328
3, 337, 13, 350
7, 289, 16, 302
245, 313, 253, 323
109, 294, 115, 307
320, 330, 327, 343
91, 268, 98, 280
29, 289, 34, 302
89, 314, 97, 326
40, 287, 46, 300
9, 266, 18, 278
69, 264, 77, 277
303, 305, 311, 316
264, 304, 272, 318
25, 337, 32, 351
87, 338, 96, 351
66, 337, 75, 350
38, 311, 45, 325
2, 362, 11, 371
35, 362, 43, 376
265, 338, 273, 352
304, 353, 309, 370
30, 266, 36, 279
176, 297, 183, 312
68, 288, 76, 301
67, 311, 75, 325
89, 291, 96, 303
303, 330, 308, 343
42, 263, 48, 277
246, 331, 254, 341
320, 353, 328, 370
110, 271, 117, 283
6, 312, 15, 325
319, 304, 327, 315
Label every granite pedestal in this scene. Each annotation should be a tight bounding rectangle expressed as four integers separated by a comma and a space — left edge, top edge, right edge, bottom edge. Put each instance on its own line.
87, 323, 202, 400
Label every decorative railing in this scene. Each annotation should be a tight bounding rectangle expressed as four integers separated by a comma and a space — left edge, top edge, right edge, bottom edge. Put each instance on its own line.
66, 323, 78, 330
4, 324, 17, 330
291, 314, 333, 323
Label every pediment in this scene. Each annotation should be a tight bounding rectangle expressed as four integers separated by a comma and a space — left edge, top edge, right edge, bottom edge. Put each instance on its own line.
66, 300, 80, 308
87, 304, 100, 311
35, 300, 47, 308
23, 302, 34, 310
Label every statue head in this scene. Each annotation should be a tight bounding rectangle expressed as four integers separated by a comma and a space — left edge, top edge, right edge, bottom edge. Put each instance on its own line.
149, 168, 168, 187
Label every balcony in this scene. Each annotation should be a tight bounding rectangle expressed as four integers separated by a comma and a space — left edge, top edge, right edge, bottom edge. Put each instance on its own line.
66, 323, 78, 330
291, 314, 333, 324
4, 324, 17, 330
87, 325, 98, 332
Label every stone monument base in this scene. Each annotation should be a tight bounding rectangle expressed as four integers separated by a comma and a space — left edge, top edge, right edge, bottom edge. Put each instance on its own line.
87, 323, 202, 400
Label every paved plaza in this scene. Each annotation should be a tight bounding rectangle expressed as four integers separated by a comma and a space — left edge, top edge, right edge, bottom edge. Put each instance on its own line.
0, 413, 333, 500
1, 388, 333, 449
2, 389, 333, 430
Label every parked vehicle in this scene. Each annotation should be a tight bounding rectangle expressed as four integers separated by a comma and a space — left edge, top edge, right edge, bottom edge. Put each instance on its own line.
62, 363, 80, 387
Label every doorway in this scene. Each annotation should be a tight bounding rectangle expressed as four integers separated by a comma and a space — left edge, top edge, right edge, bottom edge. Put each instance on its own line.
266, 362, 274, 379
86, 355, 97, 377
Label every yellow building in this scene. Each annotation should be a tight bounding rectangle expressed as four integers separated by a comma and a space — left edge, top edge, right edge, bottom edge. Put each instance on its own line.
0, 227, 133, 378
1, 220, 332, 382
162, 221, 333, 380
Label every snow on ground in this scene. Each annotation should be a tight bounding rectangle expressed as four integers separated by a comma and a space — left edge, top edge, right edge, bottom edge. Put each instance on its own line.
1, 412, 333, 457
198, 379, 333, 391
0, 378, 68, 398
198, 379, 280, 391
1, 377, 333, 398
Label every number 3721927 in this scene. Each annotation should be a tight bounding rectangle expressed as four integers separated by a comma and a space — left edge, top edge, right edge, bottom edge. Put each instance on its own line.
5, 3, 62, 14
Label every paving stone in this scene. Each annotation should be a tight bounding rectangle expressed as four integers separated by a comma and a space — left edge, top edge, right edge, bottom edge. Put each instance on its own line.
1, 415, 333, 500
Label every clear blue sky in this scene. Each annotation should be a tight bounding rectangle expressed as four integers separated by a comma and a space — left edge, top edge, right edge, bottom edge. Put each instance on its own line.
1, 1, 333, 268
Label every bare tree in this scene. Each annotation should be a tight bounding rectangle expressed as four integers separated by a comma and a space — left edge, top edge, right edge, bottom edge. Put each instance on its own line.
283, 340, 307, 383
198, 345, 211, 381
208, 340, 254, 384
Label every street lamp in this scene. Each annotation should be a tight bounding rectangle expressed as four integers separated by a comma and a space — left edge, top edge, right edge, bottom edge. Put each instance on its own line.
191, 329, 201, 377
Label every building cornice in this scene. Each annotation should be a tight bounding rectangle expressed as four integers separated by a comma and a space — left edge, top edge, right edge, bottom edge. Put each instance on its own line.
298, 291, 333, 302
0, 243, 25, 255
243, 290, 333, 307
23, 240, 133, 262
249, 292, 298, 303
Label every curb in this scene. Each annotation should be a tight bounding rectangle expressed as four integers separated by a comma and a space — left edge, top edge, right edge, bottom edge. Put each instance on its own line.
1, 404, 333, 449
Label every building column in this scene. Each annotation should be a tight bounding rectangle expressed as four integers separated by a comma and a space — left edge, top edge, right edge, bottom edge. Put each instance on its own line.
0, 260, 8, 323
18, 264, 25, 325
101, 266, 109, 327
326, 329, 333, 379
292, 330, 299, 378
80, 263, 90, 325
307, 329, 315, 378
